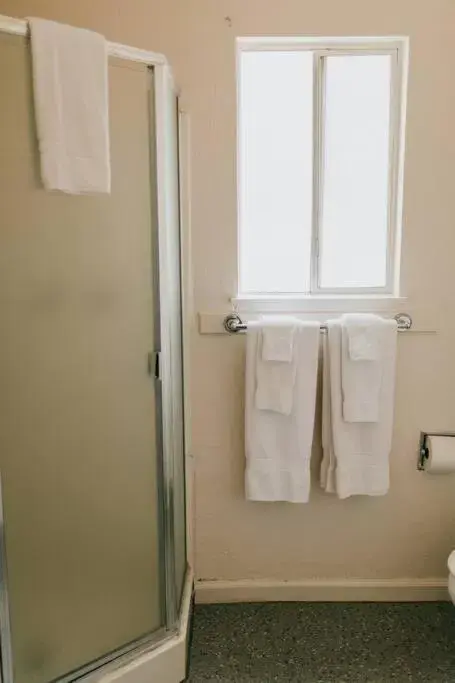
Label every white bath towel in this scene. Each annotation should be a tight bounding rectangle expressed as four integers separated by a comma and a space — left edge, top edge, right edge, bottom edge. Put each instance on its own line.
321, 331, 336, 494
341, 315, 394, 423
245, 320, 320, 503
255, 319, 298, 415
321, 320, 397, 499
29, 18, 110, 194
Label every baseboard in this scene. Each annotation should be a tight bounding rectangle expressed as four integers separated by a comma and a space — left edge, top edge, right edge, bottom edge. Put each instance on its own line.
196, 577, 449, 604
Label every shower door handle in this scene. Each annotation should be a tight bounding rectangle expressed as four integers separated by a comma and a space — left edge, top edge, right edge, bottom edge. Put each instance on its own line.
147, 351, 161, 381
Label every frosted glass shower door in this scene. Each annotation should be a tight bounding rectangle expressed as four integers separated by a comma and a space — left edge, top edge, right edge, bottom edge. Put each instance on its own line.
0, 34, 163, 683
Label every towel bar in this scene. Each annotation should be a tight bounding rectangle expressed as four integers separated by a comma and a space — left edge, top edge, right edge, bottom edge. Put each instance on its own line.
223, 312, 413, 334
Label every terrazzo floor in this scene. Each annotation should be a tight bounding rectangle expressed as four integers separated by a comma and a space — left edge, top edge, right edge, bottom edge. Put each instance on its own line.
187, 602, 455, 682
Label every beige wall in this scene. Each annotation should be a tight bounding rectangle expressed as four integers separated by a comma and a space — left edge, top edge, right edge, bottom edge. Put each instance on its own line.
2, 0, 455, 583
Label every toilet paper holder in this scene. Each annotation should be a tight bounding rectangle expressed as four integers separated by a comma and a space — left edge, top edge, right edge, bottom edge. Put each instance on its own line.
418, 432, 455, 470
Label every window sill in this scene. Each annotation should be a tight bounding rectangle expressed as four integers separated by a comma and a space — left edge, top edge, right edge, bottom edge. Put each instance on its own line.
231, 294, 407, 315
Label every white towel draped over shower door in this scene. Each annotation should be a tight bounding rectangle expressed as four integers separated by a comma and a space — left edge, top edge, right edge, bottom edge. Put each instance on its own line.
29, 17, 111, 194
245, 320, 320, 503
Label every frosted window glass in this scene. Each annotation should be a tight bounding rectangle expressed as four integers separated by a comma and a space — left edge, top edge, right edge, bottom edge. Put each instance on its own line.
239, 51, 313, 293
319, 55, 392, 289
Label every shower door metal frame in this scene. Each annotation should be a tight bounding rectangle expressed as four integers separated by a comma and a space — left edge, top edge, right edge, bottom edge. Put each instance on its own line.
0, 475, 13, 683
0, 13, 186, 683
153, 62, 188, 630
151, 59, 186, 632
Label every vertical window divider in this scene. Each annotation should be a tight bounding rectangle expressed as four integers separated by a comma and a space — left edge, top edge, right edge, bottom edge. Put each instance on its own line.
310, 52, 326, 294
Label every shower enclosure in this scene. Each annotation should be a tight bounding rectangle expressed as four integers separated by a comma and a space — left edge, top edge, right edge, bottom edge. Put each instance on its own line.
0, 15, 189, 683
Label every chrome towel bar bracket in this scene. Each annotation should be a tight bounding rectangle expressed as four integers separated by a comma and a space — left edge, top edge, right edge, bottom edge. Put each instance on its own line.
223, 312, 413, 334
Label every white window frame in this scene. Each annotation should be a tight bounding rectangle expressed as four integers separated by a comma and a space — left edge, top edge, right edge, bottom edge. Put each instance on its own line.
236, 36, 409, 304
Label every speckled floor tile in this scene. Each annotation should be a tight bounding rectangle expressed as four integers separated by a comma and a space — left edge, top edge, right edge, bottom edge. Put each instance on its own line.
187, 602, 455, 682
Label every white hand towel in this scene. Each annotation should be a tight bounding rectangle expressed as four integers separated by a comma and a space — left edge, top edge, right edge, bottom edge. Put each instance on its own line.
262, 322, 295, 362
255, 319, 298, 415
29, 18, 110, 194
321, 320, 397, 499
341, 315, 395, 423
245, 321, 320, 503
341, 313, 382, 361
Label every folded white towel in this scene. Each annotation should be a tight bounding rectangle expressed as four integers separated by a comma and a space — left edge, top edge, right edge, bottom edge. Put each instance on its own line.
29, 18, 110, 194
246, 321, 320, 503
341, 315, 393, 423
255, 320, 298, 415
262, 322, 295, 362
341, 313, 382, 361
321, 319, 397, 499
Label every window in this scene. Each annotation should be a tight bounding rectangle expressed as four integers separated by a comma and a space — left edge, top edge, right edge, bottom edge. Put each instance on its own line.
237, 38, 408, 298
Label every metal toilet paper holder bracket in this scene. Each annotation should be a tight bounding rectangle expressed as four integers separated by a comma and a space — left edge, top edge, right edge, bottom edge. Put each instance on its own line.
418, 432, 455, 471
418, 433, 430, 471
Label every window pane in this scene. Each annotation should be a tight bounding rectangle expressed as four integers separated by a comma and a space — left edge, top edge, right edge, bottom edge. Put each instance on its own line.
239, 50, 313, 293
319, 54, 392, 289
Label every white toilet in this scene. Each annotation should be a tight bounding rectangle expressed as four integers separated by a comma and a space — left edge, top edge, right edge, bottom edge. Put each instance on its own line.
448, 550, 455, 604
